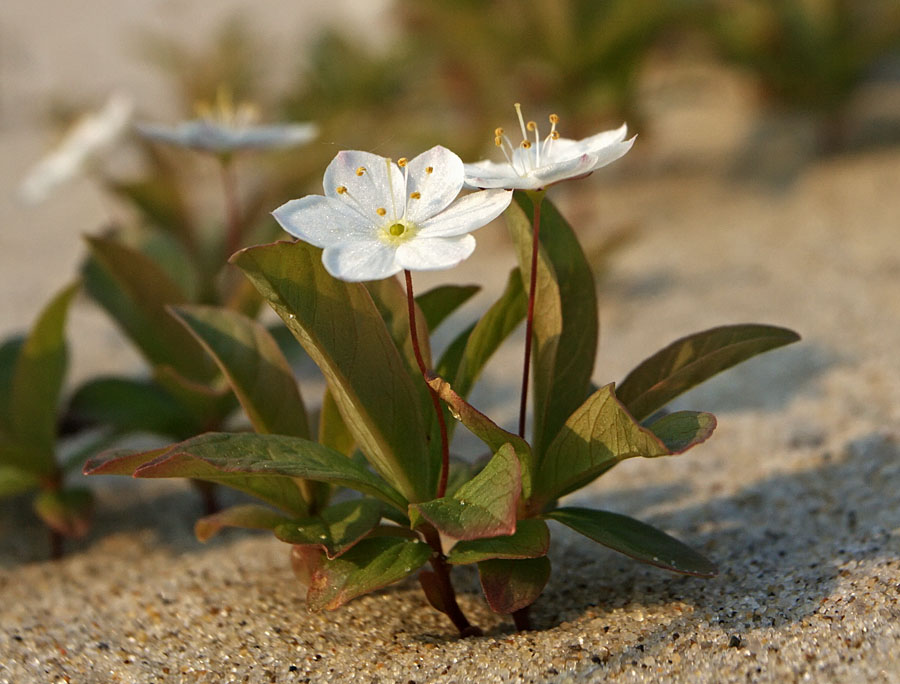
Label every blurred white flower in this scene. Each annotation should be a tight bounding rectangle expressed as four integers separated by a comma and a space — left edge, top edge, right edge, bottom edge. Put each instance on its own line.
136, 87, 317, 155
464, 104, 635, 191
273, 146, 512, 282
19, 93, 134, 204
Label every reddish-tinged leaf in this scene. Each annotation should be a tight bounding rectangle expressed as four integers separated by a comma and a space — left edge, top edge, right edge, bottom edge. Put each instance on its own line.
411, 443, 521, 541
306, 536, 431, 610
478, 557, 551, 614
32, 487, 93, 538
546, 507, 718, 577
195, 503, 291, 542
447, 519, 550, 564
617, 324, 801, 422
83, 446, 170, 476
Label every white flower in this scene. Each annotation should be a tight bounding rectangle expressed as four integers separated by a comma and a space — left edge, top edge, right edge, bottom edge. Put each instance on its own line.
136, 88, 317, 155
273, 146, 513, 282
19, 93, 134, 204
463, 104, 635, 190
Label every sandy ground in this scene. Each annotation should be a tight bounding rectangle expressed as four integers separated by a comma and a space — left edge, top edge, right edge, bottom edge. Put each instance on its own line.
3, 2, 900, 683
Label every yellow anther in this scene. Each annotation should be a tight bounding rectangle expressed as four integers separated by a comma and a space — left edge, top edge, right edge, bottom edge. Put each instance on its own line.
410, 191, 421, 199
551, 131, 560, 140
356, 167, 366, 176
495, 127, 504, 136
397, 157, 408, 167
376, 207, 387, 216
521, 140, 532, 149
527, 120, 537, 131
495, 136, 503, 146
549, 114, 559, 124
336, 186, 348, 194
425, 166, 433, 174
389, 223, 405, 236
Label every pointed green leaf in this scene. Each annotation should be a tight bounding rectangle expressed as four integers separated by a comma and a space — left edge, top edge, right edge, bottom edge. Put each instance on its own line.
195, 503, 292, 542
617, 324, 802, 422
32, 487, 93, 538
88, 432, 405, 512
478, 556, 551, 614
171, 305, 310, 438
0, 335, 25, 435
646, 411, 717, 453
274, 498, 383, 558
83, 445, 170, 476
66, 376, 195, 437
0, 465, 39, 497
447, 519, 550, 564
7, 282, 79, 474
411, 443, 521, 541
415, 284, 480, 332
546, 507, 717, 577
232, 240, 433, 503
533, 384, 670, 510
318, 387, 355, 456
82, 235, 214, 382
307, 536, 431, 610
508, 193, 598, 457
427, 376, 534, 501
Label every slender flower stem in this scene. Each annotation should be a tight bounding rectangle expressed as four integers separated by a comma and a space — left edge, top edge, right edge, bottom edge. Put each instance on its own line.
219, 155, 243, 258
421, 526, 482, 636
404, 270, 450, 499
518, 190, 545, 438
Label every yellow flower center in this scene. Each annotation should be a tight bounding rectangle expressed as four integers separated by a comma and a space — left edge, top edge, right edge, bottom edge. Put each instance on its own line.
380, 219, 417, 245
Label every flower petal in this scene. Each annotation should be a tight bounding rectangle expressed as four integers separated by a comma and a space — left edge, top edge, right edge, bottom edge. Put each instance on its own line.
418, 189, 512, 238
273, 195, 373, 247
462, 160, 527, 190
404, 145, 464, 224
396, 235, 476, 271
321, 239, 401, 282
531, 153, 600, 187
228, 123, 318, 150
323, 150, 406, 223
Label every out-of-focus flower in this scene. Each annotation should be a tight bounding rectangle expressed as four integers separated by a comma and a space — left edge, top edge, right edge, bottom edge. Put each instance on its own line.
273, 146, 512, 282
464, 104, 635, 191
19, 93, 134, 204
136, 87, 317, 155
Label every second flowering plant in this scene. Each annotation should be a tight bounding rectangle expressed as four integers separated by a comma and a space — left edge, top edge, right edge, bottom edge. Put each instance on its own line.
87, 117, 798, 636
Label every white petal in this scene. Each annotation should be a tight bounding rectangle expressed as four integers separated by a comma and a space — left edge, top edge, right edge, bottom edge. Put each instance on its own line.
273, 195, 373, 247
462, 160, 526, 189
321, 239, 401, 282
418, 189, 512, 238
577, 123, 629, 153
532, 153, 599, 187
229, 123, 318, 150
323, 150, 406, 223
585, 137, 635, 170
395, 234, 476, 271
404, 145, 464, 223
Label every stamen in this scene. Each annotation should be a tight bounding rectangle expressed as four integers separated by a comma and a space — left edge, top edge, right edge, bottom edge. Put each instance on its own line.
409, 191, 421, 199
336, 186, 348, 194
384, 158, 399, 220
521, 141, 532, 149
376, 207, 387, 216
356, 166, 366, 176
528, 120, 541, 165
397, 157, 408, 167
542, 113, 561, 158
425, 166, 433, 174
514, 103, 528, 143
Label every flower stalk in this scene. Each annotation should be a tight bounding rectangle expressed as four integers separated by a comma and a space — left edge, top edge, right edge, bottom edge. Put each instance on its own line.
219, 157, 243, 258
518, 189, 546, 438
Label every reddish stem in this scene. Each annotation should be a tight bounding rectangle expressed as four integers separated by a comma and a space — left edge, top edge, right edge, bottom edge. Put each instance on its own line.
404, 270, 450, 498
422, 526, 482, 637
518, 193, 544, 438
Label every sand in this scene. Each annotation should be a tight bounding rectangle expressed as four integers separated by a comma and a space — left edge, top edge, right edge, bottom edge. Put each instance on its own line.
3, 2, 900, 682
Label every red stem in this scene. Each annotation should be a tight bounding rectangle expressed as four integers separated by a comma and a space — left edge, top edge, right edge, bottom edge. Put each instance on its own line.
518, 194, 543, 438
404, 270, 450, 499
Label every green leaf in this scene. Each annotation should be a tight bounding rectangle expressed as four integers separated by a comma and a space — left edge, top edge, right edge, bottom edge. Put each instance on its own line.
365, 276, 432, 371
646, 411, 717, 453
318, 388, 355, 457
195, 503, 292, 542
533, 384, 670, 511
32, 487, 93, 538
7, 282, 79, 474
427, 376, 534, 501
411, 443, 521, 541
274, 498, 383, 558
0, 335, 25, 435
447, 519, 550, 564
507, 193, 598, 457
0, 465, 39, 497
415, 284, 480, 332
478, 557, 551, 614
617, 324, 802, 422
88, 432, 405, 513
306, 536, 431, 610
66, 376, 194, 436
106, 167, 194, 251
232, 240, 433, 503
546, 507, 717, 577
171, 305, 311, 438
82, 235, 214, 382
83, 445, 170, 476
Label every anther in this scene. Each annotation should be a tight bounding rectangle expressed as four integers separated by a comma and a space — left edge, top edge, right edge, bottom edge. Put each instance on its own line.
355, 166, 366, 176
495, 127, 504, 136
410, 191, 421, 199
549, 114, 559, 124
521, 140, 532, 149
397, 157, 408, 167
495, 136, 503, 146
425, 166, 433, 174
336, 186, 348, 194
527, 121, 537, 131
376, 207, 386, 216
